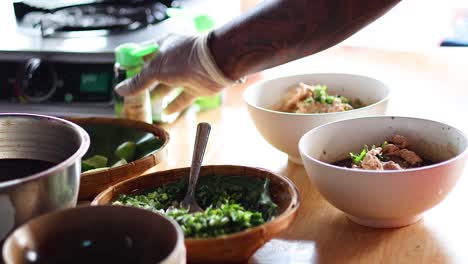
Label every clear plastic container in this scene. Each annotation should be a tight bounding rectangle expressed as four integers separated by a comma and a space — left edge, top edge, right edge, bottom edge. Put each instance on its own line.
114, 43, 156, 124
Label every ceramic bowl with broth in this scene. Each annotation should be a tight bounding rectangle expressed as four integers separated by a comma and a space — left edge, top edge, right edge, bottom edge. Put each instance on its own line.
243, 73, 390, 164
2, 205, 186, 264
299, 116, 468, 228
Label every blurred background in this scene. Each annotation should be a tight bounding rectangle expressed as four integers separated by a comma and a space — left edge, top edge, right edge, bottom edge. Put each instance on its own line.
0, 0, 466, 117
241, 0, 468, 50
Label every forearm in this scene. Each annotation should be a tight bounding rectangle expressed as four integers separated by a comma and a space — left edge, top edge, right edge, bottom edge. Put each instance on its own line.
209, 0, 401, 80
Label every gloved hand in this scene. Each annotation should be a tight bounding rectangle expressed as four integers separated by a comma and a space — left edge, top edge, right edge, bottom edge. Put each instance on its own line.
114, 34, 235, 114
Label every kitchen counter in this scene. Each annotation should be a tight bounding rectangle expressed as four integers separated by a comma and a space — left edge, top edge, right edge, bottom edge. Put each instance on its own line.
151, 46, 468, 263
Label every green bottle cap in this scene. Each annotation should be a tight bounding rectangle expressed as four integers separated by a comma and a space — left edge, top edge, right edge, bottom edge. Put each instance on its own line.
193, 14, 215, 33
166, 8, 215, 33
115, 43, 159, 68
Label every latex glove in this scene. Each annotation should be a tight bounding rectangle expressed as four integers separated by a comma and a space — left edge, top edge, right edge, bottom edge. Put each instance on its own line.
114, 34, 235, 114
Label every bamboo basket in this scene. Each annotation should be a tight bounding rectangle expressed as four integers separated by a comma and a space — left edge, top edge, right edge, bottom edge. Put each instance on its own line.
68, 117, 170, 201
92, 165, 300, 263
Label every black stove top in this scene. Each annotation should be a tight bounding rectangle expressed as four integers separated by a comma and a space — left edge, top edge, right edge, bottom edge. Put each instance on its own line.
0, 0, 218, 62
15, 0, 178, 37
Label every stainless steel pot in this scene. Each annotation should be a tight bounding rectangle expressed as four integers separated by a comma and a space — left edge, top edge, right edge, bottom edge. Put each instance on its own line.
0, 113, 90, 244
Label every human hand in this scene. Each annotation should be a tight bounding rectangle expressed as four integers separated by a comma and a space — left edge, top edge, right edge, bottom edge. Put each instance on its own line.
114, 34, 235, 114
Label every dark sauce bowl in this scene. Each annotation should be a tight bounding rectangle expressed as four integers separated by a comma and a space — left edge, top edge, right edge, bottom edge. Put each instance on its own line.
0, 113, 89, 245
2, 205, 185, 264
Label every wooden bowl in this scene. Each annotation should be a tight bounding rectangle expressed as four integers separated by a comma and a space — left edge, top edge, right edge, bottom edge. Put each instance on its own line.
92, 165, 300, 263
2, 205, 186, 264
67, 117, 170, 201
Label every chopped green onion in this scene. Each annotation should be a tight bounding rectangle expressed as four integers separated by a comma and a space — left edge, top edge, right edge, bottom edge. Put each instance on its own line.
381, 141, 388, 148
324, 96, 335, 104
303, 97, 314, 104
349, 145, 369, 164
337, 95, 349, 104
313, 85, 327, 103
112, 176, 278, 238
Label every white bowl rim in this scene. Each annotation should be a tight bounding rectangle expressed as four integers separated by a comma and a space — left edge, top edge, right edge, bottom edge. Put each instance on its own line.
243, 73, 391, 117
299, 115, 468, 174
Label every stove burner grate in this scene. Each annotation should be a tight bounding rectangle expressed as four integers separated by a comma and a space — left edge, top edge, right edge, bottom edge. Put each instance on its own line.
15, 1, 178, 37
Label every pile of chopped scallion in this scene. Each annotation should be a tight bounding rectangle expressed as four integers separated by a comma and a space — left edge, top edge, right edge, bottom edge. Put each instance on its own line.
112, 175, 278, 238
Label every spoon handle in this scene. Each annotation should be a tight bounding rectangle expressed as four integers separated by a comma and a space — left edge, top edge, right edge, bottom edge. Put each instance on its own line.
187, 122, 211, 197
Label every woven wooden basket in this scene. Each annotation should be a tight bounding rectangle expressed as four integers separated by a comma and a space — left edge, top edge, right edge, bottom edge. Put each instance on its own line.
68, 117, 169, 201
92, 165, 300, 263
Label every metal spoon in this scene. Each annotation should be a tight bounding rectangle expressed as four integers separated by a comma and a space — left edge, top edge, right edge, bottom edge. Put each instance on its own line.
180, 122, 211, 213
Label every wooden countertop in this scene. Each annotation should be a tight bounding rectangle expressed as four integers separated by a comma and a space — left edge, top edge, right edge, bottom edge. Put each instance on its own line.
151, 46, 468, 263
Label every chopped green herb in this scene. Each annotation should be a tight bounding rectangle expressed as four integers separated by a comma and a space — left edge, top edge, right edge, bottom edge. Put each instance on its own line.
303, 97, 314, 104
381, 141, 388, 148
112, 175, 278, 238
311, 85, 352, 105
324, 96, 335, 104
349, 144, 390, 164
313, 85, 327, 103
349, 145, 368, 164
337, 95, 349, 104
166, 201, 265, 238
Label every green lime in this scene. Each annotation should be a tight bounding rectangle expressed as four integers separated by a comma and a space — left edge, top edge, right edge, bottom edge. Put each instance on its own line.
82, 155, 108, 170
115, 141, 136, 161
135, 134, 163, 159
81, 162, 94, 172
83, 167, 109, 174
111, 159, 128, 168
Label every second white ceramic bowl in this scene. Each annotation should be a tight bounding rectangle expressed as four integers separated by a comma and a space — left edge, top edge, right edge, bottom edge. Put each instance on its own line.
299, 116, 468, 228
243, 73, 390, 164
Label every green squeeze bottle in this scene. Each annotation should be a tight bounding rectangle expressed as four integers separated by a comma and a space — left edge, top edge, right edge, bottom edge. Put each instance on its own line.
114, 43, 158, 123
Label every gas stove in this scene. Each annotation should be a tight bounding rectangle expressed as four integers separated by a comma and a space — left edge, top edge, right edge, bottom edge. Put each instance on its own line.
15, 0, 172, 38
0, 0, 237, 117
5, 0, 188, 62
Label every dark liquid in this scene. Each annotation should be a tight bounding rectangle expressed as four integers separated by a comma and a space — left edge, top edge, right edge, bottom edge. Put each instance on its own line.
26, 233, 169, 264
333, 158, 355, 168
40, 237, 144, 264
0, 159, 56, 182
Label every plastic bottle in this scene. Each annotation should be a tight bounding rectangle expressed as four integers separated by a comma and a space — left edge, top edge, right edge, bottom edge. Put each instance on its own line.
150, 83, 184, 124
114, 43, 157, 123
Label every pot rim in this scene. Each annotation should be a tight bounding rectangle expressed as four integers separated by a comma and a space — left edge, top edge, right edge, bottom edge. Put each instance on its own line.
2, 205, 186, 263
0, 113, 90, 189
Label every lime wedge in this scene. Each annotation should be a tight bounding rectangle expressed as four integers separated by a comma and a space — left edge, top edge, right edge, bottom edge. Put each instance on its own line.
83, 167, 109, 174
82, 155, 108, 170
115, 141, 136, 161
81, 162, 94, 172
135, 134, 163, 159
111, 159, 128, 168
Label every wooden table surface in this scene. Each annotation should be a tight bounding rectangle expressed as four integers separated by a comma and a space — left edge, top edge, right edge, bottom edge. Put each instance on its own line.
151, 46, 468, 264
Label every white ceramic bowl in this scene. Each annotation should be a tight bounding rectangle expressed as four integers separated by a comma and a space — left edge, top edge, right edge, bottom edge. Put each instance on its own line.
299, 116, 468, 228
243, 73, 390, 164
